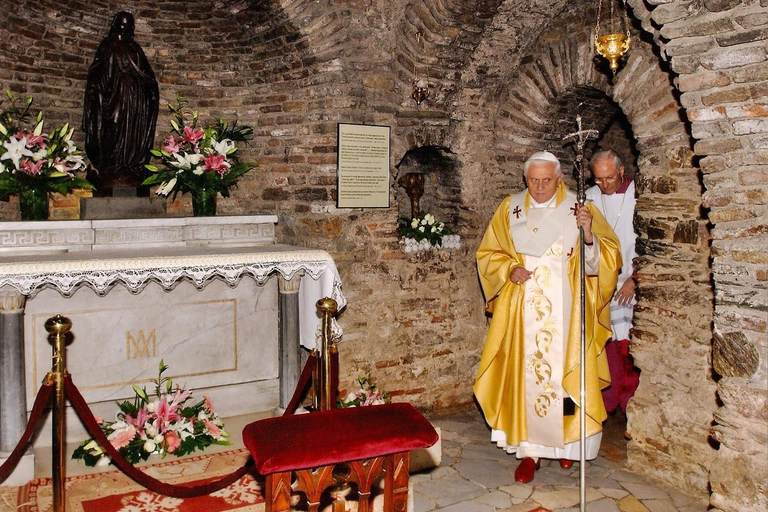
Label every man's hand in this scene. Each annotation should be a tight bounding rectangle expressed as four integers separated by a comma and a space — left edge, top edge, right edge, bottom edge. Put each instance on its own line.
615, 278, 636, 305
576, 204, 593, 244
510, 266, 532, 285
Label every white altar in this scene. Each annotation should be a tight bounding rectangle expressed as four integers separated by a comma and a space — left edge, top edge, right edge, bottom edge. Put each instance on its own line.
0, 216, 345, 484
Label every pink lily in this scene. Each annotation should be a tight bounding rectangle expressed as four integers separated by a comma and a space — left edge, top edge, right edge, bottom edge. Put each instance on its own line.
202, 154, 230, 176
126, 408, 150, 431
163, 136, 181, 155
181, 126, 204, 146
19, 159, 44, 176
25, 134, 46, 149
155, 396, 182, 433
53, 157, 74, 176
170, 388, 192, 407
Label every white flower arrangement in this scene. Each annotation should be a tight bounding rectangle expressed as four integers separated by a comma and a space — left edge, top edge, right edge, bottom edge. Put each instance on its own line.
397, 211, 461, 253
401, 234, 461, 253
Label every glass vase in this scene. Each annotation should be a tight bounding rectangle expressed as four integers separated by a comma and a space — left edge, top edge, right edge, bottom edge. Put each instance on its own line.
18, 187, 49, 221
191, 187, 218, 217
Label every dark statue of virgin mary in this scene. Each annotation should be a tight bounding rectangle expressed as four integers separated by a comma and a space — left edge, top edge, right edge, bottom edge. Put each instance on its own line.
82, 12, 159, 196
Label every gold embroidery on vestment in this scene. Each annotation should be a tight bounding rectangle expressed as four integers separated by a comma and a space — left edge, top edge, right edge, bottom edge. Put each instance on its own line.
525, 262, 563, 419
531, 359, 552, 385
533, 265, 551, 287
534, 390, 558, 417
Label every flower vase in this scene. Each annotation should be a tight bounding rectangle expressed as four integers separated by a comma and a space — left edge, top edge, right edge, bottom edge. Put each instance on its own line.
191, 188, 217, 217
18, 187, 49, 221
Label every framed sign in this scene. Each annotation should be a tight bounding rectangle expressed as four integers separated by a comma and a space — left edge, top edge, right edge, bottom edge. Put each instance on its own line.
336, 123, 391, 208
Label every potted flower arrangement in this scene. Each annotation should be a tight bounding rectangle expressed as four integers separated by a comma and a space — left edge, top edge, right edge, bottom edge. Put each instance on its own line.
72, 360, 229, 467
397, 211, 461, 253
142, 95, 256, 216
0, 91, 93, 220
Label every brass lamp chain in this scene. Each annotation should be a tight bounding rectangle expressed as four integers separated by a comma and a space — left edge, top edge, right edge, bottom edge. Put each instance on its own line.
623, 0, 631, 37
610, 0, 615, 33
595, 0, 602, 37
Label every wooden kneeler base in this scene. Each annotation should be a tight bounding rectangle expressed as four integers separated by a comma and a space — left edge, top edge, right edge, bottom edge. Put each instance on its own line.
243, 403, 438, 512
266, 452, 410, 512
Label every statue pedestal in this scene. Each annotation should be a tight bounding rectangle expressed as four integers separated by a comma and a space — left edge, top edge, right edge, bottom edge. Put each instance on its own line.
80, 196, 166, 219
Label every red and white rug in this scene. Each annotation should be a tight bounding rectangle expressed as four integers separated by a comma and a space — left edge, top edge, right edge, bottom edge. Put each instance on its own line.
1, 449, 263, 512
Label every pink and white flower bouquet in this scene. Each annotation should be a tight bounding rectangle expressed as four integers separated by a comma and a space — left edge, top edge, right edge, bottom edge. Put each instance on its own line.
72, 360, 229, 467
337, 374, 391, 408
142, 95, 255, 199
0, 91, 93, 200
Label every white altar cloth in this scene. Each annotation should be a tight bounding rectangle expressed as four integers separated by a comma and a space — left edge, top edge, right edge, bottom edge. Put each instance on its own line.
0, 244, 346, 350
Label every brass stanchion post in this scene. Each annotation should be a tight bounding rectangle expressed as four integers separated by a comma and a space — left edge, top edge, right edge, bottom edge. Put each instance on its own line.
316, 298, 337, 411
45, 315, 73, 512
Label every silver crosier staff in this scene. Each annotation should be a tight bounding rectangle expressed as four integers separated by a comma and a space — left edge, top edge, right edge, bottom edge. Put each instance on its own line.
563, 114, 599, 512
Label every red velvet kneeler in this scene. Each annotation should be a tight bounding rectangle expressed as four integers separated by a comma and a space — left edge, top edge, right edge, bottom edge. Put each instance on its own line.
243, 403, 438, 512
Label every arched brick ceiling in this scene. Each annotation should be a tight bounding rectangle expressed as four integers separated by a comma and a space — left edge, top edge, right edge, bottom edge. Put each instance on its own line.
391, 0, 582, 108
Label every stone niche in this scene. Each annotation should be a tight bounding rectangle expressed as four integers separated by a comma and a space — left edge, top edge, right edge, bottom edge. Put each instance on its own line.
394, 145, 460, 227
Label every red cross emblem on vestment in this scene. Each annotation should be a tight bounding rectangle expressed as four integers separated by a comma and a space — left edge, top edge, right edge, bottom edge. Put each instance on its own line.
567, 248, 574, 257
570, 203, 578, 216
513, 206, 521, 218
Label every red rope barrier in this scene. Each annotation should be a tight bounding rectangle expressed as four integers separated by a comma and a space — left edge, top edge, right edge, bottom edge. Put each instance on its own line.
283, 352, 319, 416
64, 375, 252, 498
0, 382, 54, 483
330, 347, 339, 409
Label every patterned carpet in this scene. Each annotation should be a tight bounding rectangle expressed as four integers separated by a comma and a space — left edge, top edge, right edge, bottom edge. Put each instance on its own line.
0, 449, 263, 512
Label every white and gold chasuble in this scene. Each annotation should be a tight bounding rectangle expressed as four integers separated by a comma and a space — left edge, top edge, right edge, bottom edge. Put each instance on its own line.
475, 183, 620, 461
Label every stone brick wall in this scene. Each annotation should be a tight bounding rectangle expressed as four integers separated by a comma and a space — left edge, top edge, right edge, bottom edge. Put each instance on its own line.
1, 0, 765, 508
626, 0, 768, 509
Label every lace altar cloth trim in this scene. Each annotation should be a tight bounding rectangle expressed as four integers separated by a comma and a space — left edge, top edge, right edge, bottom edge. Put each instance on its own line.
0, 246, 344, 306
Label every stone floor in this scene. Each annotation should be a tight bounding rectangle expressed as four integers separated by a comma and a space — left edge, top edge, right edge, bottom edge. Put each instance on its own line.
413, 409, 708, 512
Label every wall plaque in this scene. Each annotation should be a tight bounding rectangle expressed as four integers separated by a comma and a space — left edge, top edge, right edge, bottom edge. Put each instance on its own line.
336, 123, 391, 208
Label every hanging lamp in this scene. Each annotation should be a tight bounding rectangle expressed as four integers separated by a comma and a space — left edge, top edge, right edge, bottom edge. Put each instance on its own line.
595, 0, 631, 75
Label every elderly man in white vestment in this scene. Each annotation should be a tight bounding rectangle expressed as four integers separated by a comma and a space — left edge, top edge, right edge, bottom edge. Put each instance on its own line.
474, 151, 621, 483
586, 150, 640, 414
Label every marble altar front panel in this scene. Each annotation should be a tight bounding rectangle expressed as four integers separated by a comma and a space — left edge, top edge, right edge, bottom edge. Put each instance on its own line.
25, 276, 279, 444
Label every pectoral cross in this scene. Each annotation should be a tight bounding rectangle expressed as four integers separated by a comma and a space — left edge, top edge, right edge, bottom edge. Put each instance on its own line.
513, 206, 522, 219
570, 203, 578, 216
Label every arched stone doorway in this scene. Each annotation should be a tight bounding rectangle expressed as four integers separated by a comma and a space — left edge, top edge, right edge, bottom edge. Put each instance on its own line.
460, 18, 716, 496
